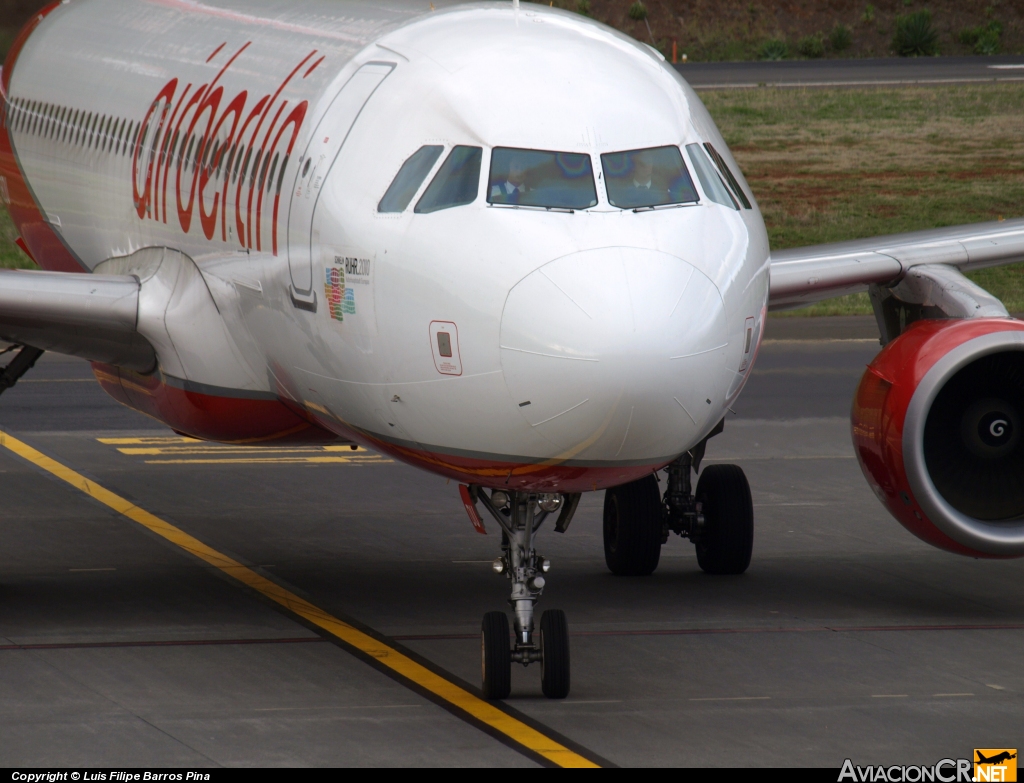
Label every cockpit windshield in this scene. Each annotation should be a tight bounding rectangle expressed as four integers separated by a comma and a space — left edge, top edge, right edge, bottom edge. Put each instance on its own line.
488, 147, 597, 211
415, 146, 482, 214
378, 145, 443, 213
685, 143, 738, 210
600, 146, 699, 210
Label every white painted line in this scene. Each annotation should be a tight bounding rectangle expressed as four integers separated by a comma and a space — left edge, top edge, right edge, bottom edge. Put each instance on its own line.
986, 684, 1006, 690
704, 456, 855, 461
753, 502, 829, 507
761, 338, 879, 345
690, 696, 771, 701
989, 64, 1024, 69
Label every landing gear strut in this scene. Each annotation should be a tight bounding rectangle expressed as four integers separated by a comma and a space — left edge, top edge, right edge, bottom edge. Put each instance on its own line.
465, 487, 578, 700
0, 344, 44, 397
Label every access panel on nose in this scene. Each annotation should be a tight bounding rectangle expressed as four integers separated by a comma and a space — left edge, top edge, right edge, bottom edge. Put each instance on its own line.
287, 62, 395, 308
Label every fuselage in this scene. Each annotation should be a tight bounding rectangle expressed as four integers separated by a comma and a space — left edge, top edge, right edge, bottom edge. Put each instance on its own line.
0, 0, 770, 492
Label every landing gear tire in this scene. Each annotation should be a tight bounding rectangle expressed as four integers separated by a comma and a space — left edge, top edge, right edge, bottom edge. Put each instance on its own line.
603, 474, 662, 575
694, 464, 753, 575
481, 611, 511, 700
540, 609, 570, 699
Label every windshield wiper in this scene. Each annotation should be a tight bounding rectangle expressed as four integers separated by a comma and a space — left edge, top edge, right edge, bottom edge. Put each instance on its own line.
632, 201, 700, 213
488, 203, 576, 214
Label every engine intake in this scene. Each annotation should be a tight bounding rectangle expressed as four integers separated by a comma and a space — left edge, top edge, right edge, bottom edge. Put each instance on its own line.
852, 317, 1024, 557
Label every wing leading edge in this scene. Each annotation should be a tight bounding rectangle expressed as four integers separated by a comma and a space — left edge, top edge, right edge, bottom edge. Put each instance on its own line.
769, 218, 1024, 312
0, 268, 155, 371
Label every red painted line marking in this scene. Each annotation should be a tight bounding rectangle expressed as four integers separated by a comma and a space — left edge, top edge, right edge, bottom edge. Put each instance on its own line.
0, 636, 326, 652
9, 626, 1020, 650
392, 623, 1024, 641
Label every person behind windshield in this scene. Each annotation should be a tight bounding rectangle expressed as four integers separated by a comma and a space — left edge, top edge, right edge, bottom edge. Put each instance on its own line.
627, 152, 664, 201
615, 151, 672, 208
490, 159, 528, 203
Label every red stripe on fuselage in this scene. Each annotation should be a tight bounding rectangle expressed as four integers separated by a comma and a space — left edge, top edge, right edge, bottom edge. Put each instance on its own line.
92, 363, 337, 445
0, 1, 86, 272
92, 362, 662, 488
363, 437, 665, 493
298, 408, 665, 493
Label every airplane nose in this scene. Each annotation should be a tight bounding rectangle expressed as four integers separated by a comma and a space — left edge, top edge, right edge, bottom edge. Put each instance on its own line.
500, 247, 730, 461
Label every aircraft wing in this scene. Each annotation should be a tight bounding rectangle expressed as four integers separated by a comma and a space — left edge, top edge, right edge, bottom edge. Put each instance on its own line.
0, 268, 155, 371
769, 218, 1024, 311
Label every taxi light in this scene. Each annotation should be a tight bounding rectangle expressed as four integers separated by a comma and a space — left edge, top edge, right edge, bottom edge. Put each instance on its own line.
539, 494, 561, 513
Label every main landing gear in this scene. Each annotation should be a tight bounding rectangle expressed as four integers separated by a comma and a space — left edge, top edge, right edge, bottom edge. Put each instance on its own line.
603, 423, 753, 577
464, 487, 580, 700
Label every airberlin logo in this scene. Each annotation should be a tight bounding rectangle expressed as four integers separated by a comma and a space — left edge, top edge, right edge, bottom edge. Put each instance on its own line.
132, 42, 324, 255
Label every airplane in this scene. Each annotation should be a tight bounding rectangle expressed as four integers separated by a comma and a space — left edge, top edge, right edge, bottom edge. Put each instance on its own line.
976, 752, 1017, 765
1, 0, 1024, 702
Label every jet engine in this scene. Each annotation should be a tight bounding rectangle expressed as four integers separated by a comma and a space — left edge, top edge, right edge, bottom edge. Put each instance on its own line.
852, 317, 1024, 557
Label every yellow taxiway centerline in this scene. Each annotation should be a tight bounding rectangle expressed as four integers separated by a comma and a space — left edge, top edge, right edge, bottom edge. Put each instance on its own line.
143, 457, 390, 465
0, 429, 598, 768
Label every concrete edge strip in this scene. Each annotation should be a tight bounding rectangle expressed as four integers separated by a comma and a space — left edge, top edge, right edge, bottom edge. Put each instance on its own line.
691, 76, 1024, 90
0, 429, 603, 770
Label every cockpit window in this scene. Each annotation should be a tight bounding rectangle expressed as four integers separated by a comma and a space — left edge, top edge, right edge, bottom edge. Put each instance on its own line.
685, 143, 739, 210
488, 147, 597, 210
378, 145, 443, 213
703, 142, 752, 209
414, 145, 482, 214
600, 145, 698, 210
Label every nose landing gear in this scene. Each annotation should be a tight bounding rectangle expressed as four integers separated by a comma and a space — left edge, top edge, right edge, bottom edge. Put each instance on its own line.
466, 487, 577, 700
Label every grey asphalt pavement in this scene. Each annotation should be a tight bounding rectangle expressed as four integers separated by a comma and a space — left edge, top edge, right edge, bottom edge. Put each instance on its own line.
1, 318, 1021, 767
676, 54, 1024, 88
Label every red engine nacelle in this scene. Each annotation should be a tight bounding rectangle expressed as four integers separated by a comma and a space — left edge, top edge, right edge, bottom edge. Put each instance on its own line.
852, 317, 1024, 558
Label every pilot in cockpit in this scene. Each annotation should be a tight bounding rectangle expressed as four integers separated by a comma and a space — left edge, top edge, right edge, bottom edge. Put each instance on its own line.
490, 159, 529, 203
632, 153, 653, 189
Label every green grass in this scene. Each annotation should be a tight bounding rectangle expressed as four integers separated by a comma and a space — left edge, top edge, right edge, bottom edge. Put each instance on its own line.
701, 84, 1024, 315
0, 206, 36, 269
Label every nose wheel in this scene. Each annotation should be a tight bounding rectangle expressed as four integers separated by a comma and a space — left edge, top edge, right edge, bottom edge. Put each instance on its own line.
466, 487, 577, 700
481, 607, 569, 700
481, 611, 511, 699
539, 608, 570, 698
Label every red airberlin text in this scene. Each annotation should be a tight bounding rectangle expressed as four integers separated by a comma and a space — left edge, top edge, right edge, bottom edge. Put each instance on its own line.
132, 43, 320, 255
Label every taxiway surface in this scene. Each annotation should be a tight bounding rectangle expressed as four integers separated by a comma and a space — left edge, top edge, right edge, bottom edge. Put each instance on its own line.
676, 54, 1024, 89
2, 318, 1022, 767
